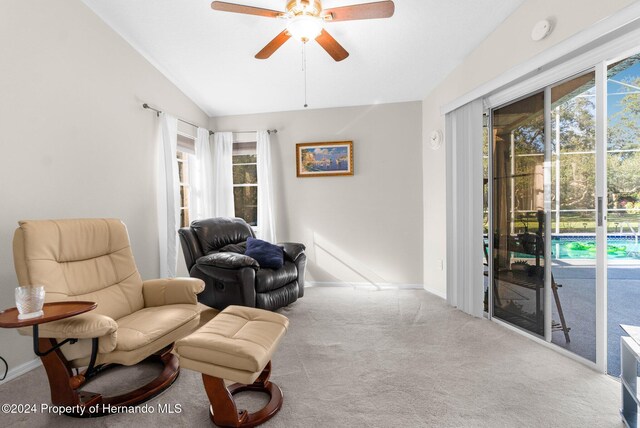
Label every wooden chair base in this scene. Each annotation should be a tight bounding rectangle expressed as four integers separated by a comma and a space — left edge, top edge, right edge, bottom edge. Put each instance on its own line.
202, 361, 284, 428
39, 338, 179, 418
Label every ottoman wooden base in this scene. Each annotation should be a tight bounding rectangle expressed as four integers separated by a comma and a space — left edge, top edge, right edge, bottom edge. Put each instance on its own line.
202, 361, 283, 428
174, 306, 289, 427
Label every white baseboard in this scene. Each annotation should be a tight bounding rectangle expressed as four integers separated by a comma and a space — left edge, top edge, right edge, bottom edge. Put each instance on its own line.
306, 281, 447, 300
422, 285, 446, 300
307, 281, 424, 290
0, 358, 41, 385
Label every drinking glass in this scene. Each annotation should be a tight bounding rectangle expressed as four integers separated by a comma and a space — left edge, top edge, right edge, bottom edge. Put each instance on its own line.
15, 285, 45, 320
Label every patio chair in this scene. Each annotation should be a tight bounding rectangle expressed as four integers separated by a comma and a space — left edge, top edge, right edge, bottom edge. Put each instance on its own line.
485, 233, 571, 342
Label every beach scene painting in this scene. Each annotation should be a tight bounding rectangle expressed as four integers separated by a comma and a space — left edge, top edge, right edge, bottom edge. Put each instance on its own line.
296, 141, 354, 177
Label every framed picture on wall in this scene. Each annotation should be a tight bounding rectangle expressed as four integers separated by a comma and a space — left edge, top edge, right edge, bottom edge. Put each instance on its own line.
296, 141, 354, 177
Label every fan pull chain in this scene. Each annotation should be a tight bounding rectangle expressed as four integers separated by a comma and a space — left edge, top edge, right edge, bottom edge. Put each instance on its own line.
302, 43, 308, 108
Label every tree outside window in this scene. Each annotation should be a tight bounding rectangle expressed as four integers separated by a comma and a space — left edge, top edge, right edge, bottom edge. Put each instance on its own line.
232, 142, 258, 226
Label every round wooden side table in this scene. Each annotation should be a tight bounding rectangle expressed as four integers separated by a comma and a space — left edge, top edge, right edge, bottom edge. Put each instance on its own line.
0, 301, 97, 356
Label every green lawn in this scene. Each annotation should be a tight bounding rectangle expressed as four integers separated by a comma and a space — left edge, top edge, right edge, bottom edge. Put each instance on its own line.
483, 212, 640, 234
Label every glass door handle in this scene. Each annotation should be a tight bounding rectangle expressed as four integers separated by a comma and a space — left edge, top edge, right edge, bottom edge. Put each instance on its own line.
597, 197, 604, 227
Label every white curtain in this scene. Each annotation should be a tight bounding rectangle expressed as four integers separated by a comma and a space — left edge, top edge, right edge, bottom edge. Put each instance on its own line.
188, 127, 214, 221
156, 113, 180, 278
256, 130, 277, 243
445, 99, 484, 317
211, 131, 235, 217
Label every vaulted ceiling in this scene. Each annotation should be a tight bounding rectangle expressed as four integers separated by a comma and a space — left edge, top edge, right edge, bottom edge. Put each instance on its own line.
82, 0, 525, 116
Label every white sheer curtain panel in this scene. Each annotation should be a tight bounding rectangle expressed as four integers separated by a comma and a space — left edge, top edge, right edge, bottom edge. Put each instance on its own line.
189, 127, 214, 221
212, 131, 235, 217
156, 113, 180, 278
256, 130, 277, 243
445, 98, 484, 317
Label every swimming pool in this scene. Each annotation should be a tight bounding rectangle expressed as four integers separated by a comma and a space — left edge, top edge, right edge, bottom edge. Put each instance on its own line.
483, 235, 640, 260
552, 235, 640, 260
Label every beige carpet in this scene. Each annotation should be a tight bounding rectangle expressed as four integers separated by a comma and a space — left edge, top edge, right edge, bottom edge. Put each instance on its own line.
0, 287, 624, 427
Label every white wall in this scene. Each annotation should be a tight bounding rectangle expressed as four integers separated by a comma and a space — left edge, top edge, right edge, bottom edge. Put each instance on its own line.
212, 102, 423, 286
422, 0, 636, 297
0, 0, 208, 379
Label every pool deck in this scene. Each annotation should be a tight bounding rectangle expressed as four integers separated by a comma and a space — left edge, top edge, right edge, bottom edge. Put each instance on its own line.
553, 259, 640, 266
487, 233, 640, 374
551, 264, 640, 376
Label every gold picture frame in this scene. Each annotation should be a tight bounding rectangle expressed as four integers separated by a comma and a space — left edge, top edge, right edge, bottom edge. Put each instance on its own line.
296, 141, 354, 177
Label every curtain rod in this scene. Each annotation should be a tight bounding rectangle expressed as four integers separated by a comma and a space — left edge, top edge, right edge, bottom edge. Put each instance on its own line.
143, 103, 214, 135
142, 103, 277, 136
230, 130, 278, 135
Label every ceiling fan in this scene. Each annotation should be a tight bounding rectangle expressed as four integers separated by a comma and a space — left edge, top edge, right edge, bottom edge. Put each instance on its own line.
211, 0, 395, 62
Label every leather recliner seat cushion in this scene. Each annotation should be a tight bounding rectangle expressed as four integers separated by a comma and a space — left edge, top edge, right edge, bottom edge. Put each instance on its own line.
115, 304, 200, 351
255, 261, 298, 293
62, 304, 202, 367
59, 302, 217, 367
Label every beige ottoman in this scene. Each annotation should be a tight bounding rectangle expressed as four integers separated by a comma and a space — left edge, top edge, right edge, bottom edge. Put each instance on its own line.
175, 305, 289, 427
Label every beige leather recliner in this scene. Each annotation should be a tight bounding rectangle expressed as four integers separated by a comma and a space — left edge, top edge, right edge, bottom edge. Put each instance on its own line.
12, 218, 216, 414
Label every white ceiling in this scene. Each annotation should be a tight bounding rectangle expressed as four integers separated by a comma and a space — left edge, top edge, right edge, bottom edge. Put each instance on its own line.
82, 0, 525, 117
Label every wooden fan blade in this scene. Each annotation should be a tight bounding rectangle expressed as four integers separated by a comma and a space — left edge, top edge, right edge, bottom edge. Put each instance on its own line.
211, 1, 283, 18
315, 29, 349, 62
255, 30, 291, 59
322, 1, 395, 22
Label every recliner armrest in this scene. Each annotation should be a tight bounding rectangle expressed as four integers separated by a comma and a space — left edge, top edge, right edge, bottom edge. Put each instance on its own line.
143, 277, 205, 307
18, 312, 119, 354
178, 227, 204, 272
196, 252, 259, 270
278, 242, 306, 262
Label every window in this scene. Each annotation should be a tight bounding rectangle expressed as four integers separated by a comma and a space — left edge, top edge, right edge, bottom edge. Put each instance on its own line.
177, 133, 195, 228
232, 141, 258, 226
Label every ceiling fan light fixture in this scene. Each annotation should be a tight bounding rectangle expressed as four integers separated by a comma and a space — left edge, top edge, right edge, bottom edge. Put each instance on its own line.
286, 0, 322, 16
287, 15, 323, 42
211, 0, 395, 61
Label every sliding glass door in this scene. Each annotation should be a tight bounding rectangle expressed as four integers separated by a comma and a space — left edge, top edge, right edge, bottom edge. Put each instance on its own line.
549, 71, 597, 362
606, 56, 640, 376
490, 71, 599, 363
489, 51, 640, 374
492, 91, 546, 336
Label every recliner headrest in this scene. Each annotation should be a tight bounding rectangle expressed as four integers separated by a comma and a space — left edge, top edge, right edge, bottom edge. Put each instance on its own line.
191, 217, 255, 254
